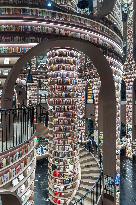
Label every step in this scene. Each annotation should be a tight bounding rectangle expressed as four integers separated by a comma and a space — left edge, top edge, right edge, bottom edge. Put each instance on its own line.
82, 172, 100, 177
81, 175, 99, 180
81, 169, 100, 175
79, 152, 93, 158
76, 189, 87, 197
79, 147, 86, 152
72, 194, 81, 201
79, 151, 89, 157
81, 165, 99, 170
81, 178, 98, 183
80, 156, 96, 162
78, 186, 91, 194
80, 160, 98, 167
81, 180, 95, 187
80, 156, 95, 162
84, 193, 97, 204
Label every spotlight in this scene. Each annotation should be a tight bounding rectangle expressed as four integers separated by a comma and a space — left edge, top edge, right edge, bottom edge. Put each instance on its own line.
47, 1, 52, 7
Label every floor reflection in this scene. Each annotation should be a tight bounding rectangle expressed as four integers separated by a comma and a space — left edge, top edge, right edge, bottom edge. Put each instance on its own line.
34, 158, 49, 205
120, 157, 136, 205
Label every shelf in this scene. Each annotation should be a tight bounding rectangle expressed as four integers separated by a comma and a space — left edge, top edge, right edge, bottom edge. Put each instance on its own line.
0, 145, 34, 173
0, 53, 22, 57
50, 110, 77, 113
22, 190, 33, 205
10, 158, 35, 192
0, 136, 35, 157
0, 64, 13, 68
0, 157, 35, 188
48, 180, 77, 192
49, 190, 71, 200
18, 178, 34, 198
49, 173, 78, 180
48, 131, 75, 134
51, 156, 77, 160
0, 75, 9, 78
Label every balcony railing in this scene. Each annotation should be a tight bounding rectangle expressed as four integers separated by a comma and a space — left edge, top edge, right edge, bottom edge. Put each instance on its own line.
0, 106, 35, 152
0, 105, 48, 153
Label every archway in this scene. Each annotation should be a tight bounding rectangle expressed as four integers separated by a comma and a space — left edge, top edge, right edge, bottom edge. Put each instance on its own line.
0, 190, 21, 205
1, 37, 116, 204
133, 78, 136, 140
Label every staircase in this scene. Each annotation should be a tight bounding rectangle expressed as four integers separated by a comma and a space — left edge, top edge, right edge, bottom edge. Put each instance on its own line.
70, 146, 100, 205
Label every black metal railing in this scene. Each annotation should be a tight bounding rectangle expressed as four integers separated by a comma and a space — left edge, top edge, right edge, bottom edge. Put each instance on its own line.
71, 172, 103, 205
35, 104, 48, 127
0, 104, 49, 153
0, 106, 35, 153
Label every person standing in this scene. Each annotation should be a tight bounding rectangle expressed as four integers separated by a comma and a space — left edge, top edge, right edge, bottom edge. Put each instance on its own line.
88, 138, 93, 153
92, 138, 98, 156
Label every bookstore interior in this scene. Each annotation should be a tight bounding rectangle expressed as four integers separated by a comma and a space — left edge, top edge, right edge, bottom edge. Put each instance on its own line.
0, 0, 135, 205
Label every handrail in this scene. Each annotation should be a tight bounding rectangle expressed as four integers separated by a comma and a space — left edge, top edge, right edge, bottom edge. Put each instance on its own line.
70, 145, 103, 205
70, 172, 103, 205
0, 106, 35, 153
35, 103, 48, 126
0, 104, 48, 153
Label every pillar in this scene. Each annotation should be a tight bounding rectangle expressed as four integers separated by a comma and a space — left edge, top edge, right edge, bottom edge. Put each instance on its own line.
124, 0, 135, 158
47, 48, 80, 204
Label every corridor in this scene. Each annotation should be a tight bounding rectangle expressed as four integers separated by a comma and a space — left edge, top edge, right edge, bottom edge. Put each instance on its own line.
34, 158, 49, 205
120, 157, 136, 205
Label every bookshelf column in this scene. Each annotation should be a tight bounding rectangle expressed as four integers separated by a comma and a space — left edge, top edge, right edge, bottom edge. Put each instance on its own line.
77, 78, 86, 143
47, 48, 80, 204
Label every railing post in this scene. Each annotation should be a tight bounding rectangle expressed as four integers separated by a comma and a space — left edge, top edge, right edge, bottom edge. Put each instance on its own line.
20, 108, 23, 144
12, 109, 15, 147
95, 182, 98, 202
22, 108, 25, 140
93, 190, 95, 205
31, 107, 33, 133
5, 110, 8, 150
26, 107, 29, 140
15, 109, 18, 146
1, 110, 3, 152
36, 104, 38, 123
24, 107, 27, 140
0, 106, 37, 153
